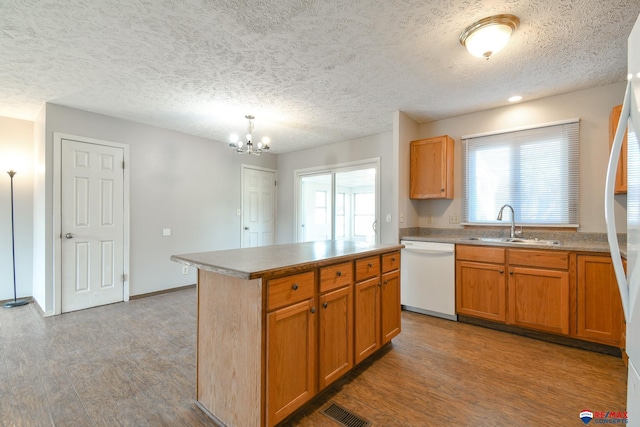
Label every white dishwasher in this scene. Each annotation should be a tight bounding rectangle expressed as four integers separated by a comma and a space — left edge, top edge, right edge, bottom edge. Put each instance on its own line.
400, 240, 456, 320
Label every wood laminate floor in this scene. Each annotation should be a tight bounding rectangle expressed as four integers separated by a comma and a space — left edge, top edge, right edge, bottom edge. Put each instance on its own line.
0, 288, 627, 426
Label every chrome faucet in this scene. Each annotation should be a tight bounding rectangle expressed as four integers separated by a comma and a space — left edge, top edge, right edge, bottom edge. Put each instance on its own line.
497, 204, 517, 238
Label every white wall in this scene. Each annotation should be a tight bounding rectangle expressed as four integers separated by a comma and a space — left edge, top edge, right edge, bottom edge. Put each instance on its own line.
394, 111, 419, 229
0, 117, 34, 301
276, 131, 397, 244
410, 82, 628, 233
33, 104, 275, 314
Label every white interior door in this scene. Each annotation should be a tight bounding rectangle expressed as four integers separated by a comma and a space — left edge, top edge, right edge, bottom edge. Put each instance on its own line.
61, 139, 125, 312
242, 167, 276, 247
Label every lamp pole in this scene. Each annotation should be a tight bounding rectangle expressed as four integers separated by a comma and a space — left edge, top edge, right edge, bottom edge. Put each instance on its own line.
4, 170, 28, 308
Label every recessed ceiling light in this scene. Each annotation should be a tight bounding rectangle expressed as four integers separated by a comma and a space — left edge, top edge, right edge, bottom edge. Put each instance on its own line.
508, 95, 523, 103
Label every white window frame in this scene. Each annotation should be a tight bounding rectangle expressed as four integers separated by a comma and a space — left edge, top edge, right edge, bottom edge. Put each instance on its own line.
293, 158, 381, 243
461, 119, 580, 227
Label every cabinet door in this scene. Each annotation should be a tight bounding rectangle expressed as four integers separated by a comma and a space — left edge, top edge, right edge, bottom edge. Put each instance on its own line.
455, 260, 506, 322
609, 104, 627, 194
576, 255, 623, 346
354, 277, 381, 364
381, 270, 401, 344
266, 299, 316, 426
410, 136, 454, 199
319, 286, 353, 390
508, 267, 569, 335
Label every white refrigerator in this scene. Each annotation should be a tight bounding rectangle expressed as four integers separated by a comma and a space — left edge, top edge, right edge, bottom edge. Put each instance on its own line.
605, 12, 640, 425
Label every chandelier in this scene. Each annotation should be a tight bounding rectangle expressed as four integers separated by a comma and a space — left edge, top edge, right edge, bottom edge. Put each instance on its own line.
229, 115, 271, 155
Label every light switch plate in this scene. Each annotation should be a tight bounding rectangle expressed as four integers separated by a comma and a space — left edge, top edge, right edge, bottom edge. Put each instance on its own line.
162, 228, 171, 236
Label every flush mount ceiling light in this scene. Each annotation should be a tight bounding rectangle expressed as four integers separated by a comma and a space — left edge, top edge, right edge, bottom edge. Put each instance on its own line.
229, 115, 271, 155
459, 14, 520, 60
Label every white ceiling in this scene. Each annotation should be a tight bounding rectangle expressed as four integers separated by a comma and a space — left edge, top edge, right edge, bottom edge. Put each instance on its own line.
1, 0, 639, 154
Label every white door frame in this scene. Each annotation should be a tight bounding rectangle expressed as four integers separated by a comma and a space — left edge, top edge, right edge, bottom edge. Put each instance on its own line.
240, 164, 277, 247
53, 132, 130, 315
293, 158, 381, 243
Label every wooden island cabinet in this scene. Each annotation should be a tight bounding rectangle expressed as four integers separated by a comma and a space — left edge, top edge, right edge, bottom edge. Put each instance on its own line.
171, 241, 402, 427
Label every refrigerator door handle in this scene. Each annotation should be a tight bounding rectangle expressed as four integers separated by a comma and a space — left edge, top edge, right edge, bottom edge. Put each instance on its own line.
605, 81, 632, 322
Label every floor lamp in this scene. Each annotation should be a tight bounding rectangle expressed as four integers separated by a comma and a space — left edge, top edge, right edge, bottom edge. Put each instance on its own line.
4, 170, 28, 308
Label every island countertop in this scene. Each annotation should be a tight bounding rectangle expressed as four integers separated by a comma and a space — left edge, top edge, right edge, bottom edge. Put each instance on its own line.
171, 240, 404, 280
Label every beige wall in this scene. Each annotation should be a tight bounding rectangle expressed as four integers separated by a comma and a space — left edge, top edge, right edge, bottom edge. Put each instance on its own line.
0, 116, 34, 300
410, 82, 628, 233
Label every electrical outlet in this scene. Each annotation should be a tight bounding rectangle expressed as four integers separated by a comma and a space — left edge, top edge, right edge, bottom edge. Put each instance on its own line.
182, 266, 189, 275
162, 228, 171, 236
449, 214, 460, 224
386, 213, 392, 223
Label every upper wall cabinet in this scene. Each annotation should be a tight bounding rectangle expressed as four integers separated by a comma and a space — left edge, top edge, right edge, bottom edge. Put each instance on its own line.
410, 135, 454, 199
609, 104, 627, 194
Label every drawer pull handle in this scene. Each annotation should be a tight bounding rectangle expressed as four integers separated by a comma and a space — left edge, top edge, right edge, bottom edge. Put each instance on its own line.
310, 307, 316, 313
368, 262, 373, 268
292, 283, 299, 290
336, 271, 342, 277
323, 302, 328, 309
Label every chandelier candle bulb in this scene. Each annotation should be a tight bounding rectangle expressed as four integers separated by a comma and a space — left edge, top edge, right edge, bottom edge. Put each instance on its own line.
228, 115, 271, 156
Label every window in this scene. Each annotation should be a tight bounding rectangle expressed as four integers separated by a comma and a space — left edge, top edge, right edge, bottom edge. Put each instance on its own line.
462, 120, 579, 226
296, 160, 379, 243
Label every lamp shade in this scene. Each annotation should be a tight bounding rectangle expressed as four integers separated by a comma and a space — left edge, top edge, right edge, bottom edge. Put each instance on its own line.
460, 15, 520, 59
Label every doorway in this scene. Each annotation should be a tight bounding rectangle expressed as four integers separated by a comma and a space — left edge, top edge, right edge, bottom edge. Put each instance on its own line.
295, 159, 379, 243
242, 165, 276, 247
53, 133, 130, 314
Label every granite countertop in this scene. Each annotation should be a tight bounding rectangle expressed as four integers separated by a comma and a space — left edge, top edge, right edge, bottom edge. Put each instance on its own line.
171, 240, 404, 280
399, 228, 626, 257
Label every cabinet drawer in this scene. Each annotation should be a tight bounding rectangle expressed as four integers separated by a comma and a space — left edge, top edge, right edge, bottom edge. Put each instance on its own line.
267, 271, 315, 311
320, 262, 353, 293
382, 251, 400, 273
456, 245, 505, 264
508, 249, 569, 270
355, 256, 380, 282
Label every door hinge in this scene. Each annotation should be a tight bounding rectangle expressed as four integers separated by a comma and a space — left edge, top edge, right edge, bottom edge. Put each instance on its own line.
122, 160, 125, 169
274, 180, 277, 186
121, 273, 127, 282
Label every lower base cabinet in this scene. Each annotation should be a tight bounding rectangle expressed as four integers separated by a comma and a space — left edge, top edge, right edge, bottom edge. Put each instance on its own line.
318, 285, 353, 389
576, 255, 623, 346
381, 269, 401, 344
354, 277, 381, 364
508, 266, 569, 335
455, 245, 624, 348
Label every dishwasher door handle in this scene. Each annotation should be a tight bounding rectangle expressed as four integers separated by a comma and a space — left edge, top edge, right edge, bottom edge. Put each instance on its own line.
402, 248, 454, 255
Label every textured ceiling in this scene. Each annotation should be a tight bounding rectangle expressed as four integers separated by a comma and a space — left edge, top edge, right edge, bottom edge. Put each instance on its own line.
1, 0, 639, 153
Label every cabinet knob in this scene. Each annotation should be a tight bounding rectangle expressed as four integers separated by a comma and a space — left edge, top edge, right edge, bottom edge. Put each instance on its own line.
336, 271, 342, 277
391, 257, 396, 262
499, 270, 504, 274
441, 188, 445, 192
383, 280, 388, 285
310, 307, 316, 313
368, 262, 373, 268
292, 283, 299, 290
378, 282, 382, 287
509, 271, 514, 275
323, 302, 328, 309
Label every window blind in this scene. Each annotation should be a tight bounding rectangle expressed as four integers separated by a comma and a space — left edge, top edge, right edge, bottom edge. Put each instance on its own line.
461, 120, 580, 226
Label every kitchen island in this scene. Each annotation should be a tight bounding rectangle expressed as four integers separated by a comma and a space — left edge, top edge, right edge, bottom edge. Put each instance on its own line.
171, 240, 403, 427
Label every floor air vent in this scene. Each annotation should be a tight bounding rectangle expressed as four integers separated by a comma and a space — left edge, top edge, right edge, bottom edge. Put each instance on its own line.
321, 402, 372, 427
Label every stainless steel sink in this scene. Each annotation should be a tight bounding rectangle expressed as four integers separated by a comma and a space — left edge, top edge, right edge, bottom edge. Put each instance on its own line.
466, 237, 560, 245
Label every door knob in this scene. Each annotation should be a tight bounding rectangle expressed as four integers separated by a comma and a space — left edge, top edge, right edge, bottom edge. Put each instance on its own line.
65, 233, 74, 239
244, 227, 249, 230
